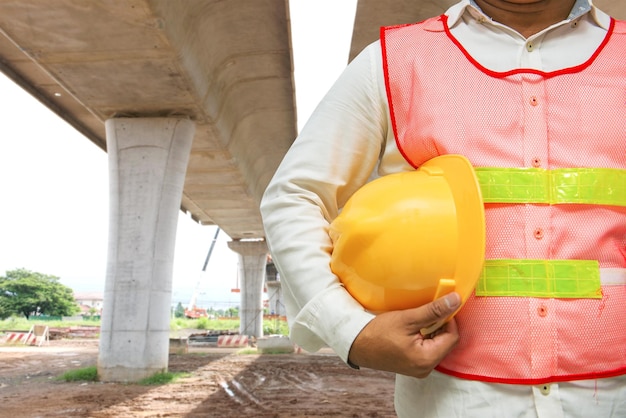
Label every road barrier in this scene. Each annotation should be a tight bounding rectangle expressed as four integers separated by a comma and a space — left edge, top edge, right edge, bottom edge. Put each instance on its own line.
3, 332, 36, 345
29, 325, 49, 346
3, 325, 49, 346
217, 334, 249, 348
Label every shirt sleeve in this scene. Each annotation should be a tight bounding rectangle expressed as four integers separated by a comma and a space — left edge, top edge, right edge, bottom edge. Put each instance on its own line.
260, 42, 389, 362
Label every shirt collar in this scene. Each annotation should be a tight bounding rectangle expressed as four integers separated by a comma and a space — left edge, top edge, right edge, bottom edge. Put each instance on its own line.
446, 0, 609, 30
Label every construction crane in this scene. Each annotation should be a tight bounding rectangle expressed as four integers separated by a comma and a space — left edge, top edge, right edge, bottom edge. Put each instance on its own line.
184, 226, 220, 319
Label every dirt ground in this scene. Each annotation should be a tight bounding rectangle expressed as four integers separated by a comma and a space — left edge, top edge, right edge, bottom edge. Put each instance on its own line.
0, 338, 397, 417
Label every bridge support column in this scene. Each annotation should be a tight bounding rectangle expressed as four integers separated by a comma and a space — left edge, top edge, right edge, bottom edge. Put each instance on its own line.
227, 240, 268, 338
265, 261, 285, 316
98, 117, 195, 382
266, 281, 285, 316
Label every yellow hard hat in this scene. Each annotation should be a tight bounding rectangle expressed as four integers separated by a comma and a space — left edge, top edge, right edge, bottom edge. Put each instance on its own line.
329, 154, 485, 332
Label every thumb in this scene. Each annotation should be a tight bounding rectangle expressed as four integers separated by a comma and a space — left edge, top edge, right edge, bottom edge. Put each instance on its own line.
412, 292, 461, 333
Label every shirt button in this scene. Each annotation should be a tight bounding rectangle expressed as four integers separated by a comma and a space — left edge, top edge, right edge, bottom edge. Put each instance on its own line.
526, 42, 534, 52
540, 384, 551, 395
530, 96, 539, 106
538, 304, 548, 317
532, 158, 541, 167
534, 228, 544, 240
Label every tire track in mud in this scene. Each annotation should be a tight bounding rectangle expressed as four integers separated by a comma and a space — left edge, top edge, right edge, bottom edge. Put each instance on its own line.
0, 342, 397, 417
213, 366, 324, 412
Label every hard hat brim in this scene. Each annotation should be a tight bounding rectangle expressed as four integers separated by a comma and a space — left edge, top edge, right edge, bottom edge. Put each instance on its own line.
419, 154, 485, 333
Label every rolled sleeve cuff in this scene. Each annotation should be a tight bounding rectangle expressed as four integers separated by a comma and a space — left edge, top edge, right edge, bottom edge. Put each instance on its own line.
289, 283, 375, 364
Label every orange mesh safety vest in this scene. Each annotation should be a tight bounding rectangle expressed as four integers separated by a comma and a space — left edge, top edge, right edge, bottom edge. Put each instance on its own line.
382, 15, 626, 384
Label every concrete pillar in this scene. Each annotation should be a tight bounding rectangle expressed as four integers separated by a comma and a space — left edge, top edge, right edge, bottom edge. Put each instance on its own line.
227, 240, 268, 338
266, 281, 284, 316
265, 262, 285, 316
98, 117, 195, 382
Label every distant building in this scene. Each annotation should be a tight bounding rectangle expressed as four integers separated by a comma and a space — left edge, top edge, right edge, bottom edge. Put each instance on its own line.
74, 292, 104, 315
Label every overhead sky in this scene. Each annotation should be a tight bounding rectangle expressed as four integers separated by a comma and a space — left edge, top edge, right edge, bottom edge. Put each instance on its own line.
0, 1, 357, 309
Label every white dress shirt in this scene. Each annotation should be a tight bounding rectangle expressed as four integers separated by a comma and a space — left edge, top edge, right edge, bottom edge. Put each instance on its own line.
261, 1, 625, 416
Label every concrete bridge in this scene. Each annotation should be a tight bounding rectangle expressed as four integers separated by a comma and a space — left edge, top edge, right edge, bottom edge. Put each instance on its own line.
0, 0, 622, 381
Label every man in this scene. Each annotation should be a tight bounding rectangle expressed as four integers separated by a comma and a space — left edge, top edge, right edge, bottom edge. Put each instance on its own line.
261, 0, 626, 416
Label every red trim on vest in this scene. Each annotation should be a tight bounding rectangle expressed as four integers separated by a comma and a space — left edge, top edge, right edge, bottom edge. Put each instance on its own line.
380, 24, 417, 169
436, 364, 626, 385
442, 15, 616, 79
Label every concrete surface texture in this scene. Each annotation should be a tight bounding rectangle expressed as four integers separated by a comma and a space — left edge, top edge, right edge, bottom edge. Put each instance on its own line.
98, 117, 195, 381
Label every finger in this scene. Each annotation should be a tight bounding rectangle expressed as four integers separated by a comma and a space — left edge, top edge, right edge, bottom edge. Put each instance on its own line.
424, 315, 458, 339
405, 319, 459, 378
429, 317, 459, 345
406, 292, 461, 330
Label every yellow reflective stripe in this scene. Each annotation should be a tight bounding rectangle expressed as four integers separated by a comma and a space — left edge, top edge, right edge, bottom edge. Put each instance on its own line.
475, 168, 626, 206
476, 259, 602, 298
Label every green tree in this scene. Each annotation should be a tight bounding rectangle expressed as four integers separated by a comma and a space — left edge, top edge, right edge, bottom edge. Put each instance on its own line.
174, 302, 185, 318
0, 268, 80, 319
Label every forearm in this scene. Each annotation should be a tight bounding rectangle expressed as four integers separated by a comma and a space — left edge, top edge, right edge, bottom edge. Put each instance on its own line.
260, 157, 376, 360
260, 43, 386, 360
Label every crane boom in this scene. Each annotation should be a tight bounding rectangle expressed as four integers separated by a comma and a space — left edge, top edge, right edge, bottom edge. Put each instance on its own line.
185, 227, 220, 318
202, 227, 220, 272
